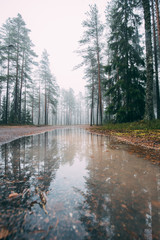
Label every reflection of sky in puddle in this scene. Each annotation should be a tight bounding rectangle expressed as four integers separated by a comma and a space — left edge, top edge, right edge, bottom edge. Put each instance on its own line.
0, 128, 160, 240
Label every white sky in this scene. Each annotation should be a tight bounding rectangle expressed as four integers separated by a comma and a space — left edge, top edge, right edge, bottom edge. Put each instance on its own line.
0, 0, 109, 94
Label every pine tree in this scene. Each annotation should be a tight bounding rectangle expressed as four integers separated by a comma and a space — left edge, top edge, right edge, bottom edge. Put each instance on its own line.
0, 14, 37, 124
104, 0, 145, 122
39, 50, 58, 125
79, 4, 104, 125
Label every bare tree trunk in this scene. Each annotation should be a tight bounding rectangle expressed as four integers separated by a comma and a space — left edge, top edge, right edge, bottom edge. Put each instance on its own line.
90, 66, 95, 126
152, 0, 160, 119
32, 88, 34, 124
97, 49, 102, 125
38, 81, 41, 125
14, 46, 20, 123
19, 50, 25, 123
142, 0, 154, 120
45, 78, 47, 125
23, 78, 27, 123
155, 0, 160, 50
5, 50, 10, 124
95, 16, 102, 125
96, 94, 99, 125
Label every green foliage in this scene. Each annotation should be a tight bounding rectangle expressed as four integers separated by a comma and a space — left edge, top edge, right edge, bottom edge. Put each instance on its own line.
104, 0, 145, 123
101, 119, 160, 131
0, 13, 37, 125
21, 108, 32, 124
0, 96, 6, 124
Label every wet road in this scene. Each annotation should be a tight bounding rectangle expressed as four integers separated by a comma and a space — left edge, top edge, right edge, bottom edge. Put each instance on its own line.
0, 128, 160, 239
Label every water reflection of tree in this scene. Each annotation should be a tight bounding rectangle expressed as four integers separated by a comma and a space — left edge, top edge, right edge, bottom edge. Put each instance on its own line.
77, 134, 160, 240
57, 128, 83, 166
0, 130, 61, 198
0, 130, 62, 239
37, 131, 60, 191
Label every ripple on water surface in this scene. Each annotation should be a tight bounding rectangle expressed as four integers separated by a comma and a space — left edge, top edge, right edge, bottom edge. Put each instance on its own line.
0, 128, 160, 239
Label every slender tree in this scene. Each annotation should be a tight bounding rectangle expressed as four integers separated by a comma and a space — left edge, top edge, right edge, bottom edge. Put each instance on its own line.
79, 4, 104, 125
141, 0, 154, 120
151, 0, 160, 119
155, 0, 160, 50
39, 49, 58, 125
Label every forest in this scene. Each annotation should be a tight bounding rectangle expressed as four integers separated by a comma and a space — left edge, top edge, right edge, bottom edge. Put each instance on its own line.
0, 0, 160, 126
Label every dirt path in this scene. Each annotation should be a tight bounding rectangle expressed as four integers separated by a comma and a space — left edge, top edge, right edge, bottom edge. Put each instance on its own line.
0, 125, 160, 164
0, 125, 68, 145
0, 125, 90, 145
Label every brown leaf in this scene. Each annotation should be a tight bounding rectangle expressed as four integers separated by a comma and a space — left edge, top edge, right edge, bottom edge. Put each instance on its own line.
55, 219, 59, 229
0, 228, 10, 239
121, 204, 128, 209
152, 201, 160, 208
37, 176, 44, 180
9, 192, 19, 198
40, 192, 47, 205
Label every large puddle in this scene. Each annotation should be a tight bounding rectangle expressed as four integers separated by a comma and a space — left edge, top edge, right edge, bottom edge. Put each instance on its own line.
0, 128, 160, 239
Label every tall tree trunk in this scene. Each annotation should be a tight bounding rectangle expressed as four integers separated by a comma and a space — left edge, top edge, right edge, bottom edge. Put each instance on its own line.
96, 94, 99, 125
95, 18, 102, 125
32, 88, 34, 124
45, 78, 47, 125
5, 50, 10, 124
142, 0, 154, 120
24, 78, 27, 123
90, 89, 93, 126
155, 0, 160, 50
90, 65, 95, 126
124, 0, 130, 121
14, 47, 20, 123
152, 0, 160, 119
19, 50, 25, 123
38, 80, 41, 125
0, 88, 2, 117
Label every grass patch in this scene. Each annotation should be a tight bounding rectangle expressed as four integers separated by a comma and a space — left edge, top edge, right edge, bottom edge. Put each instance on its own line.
89, 120, 160, 140
101, 119, 160, 131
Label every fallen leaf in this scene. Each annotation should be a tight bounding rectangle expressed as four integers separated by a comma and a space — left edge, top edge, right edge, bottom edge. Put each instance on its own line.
9, 192, 19, 198
0, 228, 10, 239
37, 176, 44, 180
152, 201, 160, 208
55, 219, 59, 229
121, 204, 128, 209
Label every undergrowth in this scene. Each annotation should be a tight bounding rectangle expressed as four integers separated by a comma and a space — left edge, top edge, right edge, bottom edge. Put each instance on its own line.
96, 120, 160, 131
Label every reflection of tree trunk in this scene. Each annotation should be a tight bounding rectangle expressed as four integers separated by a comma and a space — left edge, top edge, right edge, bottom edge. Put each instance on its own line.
44, 132, 48, 172
38, 135, 40, 175
23, 138, 26, 167
12, 141, 21, 179
4, 144, 8, 175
